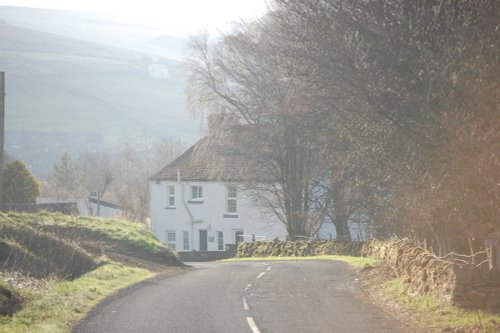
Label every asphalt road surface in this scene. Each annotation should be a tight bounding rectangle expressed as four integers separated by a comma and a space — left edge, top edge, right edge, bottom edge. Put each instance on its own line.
73, 261, 414, 333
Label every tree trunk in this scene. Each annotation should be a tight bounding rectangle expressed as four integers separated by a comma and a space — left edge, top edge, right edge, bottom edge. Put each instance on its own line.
334, 214, 350, 241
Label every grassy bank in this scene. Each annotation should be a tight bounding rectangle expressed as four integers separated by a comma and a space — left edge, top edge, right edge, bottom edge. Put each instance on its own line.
0, 212, 181, 333
371, 279, 500, 333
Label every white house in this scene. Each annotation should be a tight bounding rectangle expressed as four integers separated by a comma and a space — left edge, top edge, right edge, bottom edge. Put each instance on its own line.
149, 137, 287, 252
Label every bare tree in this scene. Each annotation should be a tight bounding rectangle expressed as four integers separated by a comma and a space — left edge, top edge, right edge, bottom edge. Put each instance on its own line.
150, 137, 186, 176
268, 0, 499, 250
187, 0, 499, 249
45, 153, 83, 197
44, 136, 185, 223
186, 27, 337, 240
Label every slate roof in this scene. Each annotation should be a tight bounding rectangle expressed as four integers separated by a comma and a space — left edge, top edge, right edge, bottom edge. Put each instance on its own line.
150, 136, 274, 182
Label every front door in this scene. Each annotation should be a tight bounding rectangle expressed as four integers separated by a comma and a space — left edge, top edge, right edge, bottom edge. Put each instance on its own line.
199, 230, 208, 251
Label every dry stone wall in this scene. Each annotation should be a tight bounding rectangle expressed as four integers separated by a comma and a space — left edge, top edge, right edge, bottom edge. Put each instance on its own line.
236, 240, 363, 258
362, 240, 500, 310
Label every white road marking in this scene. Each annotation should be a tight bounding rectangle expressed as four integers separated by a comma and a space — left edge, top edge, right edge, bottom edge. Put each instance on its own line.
256, 272, 266, 279
245, 283, 252, 291
243, 296, 249, 310
266, 266, 271, 271
246, 317, 262, 333
261, 263, 270, 266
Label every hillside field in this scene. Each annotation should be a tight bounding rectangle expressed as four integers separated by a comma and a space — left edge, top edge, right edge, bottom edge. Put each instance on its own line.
0, 8, 198, 145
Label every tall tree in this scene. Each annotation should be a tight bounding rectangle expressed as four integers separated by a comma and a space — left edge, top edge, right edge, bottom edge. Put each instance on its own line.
267, 0, 500, 250
78, 151, 113, 203
187, 0, 499, 249
187, 29, 336, 240
46, 152, 82, 196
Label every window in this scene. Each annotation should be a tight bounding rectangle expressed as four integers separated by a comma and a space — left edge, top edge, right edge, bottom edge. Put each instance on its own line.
166, 231, 176, 250
183, 231, 189, 251
167, 186, 175, 207
191, 185, 203, 200
227, 185, 237, 214
218, 231, 224, 251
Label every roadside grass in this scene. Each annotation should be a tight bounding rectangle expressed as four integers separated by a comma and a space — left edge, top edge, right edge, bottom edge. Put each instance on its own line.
374, 278, 500, 333
222, 255, 382, 267
0, 263, 152, 333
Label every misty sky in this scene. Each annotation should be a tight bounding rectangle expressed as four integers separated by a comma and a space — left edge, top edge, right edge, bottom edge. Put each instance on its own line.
0, 0, 269, 35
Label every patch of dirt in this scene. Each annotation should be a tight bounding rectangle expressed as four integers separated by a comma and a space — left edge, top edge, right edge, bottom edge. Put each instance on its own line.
0, 271, 46, 291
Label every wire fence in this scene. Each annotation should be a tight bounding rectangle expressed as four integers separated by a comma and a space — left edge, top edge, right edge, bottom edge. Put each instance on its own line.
438, 250, 492, 267
411, 237, 497, 268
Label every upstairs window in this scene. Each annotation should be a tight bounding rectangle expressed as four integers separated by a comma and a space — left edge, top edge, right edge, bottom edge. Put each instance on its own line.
227, 185, 237, 214
191, 185, 203, 200
167, 186, 175, 207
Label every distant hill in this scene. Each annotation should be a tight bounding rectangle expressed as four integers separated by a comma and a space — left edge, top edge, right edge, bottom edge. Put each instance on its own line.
0, 6, 200, 177
0, 13, 196, 143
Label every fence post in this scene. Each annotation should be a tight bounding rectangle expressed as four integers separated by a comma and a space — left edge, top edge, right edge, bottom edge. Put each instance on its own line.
484, 231, 499, 271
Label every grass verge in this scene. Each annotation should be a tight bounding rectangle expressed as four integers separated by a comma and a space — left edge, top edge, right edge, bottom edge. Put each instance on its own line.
0, 263, 153, 333
0, 212, 181, 333
222, 255, 382, 267
369, 275, 500, 332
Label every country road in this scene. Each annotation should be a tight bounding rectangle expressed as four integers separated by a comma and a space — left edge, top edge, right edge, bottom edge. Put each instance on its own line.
72, 261, 414, 333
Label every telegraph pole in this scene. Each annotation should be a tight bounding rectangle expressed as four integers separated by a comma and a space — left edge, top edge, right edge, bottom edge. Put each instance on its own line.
0, 72, 5, 210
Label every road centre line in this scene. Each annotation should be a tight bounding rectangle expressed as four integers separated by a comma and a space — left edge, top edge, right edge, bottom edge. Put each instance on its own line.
243, 266, 271, 331
246, 317, 262, 333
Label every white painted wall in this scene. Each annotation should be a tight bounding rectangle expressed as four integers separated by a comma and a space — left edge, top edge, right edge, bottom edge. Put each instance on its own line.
149, 180, 287, 251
